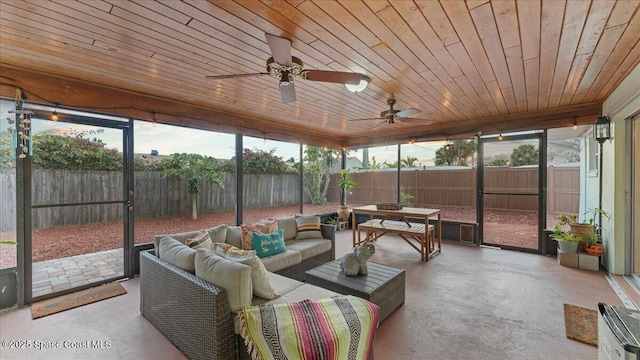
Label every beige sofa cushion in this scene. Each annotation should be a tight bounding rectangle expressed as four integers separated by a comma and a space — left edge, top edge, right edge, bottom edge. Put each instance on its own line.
158, 237, 196, 273
195, 249, 252, 312
225, 226, 244, 249
153, 230, 200, 252
252, 272, 304, 306
277, 216, 298, 241
208, 224, 228, 244
284, 239, 332, 260
212, 243, 277, 300
264, 284, 339, 306
260, 250, 302, 273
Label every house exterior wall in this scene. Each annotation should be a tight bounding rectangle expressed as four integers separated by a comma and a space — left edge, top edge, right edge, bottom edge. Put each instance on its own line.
601, 63, 640, 274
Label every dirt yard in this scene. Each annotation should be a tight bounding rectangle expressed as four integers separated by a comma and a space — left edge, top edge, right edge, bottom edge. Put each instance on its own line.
0, 203, 550, 269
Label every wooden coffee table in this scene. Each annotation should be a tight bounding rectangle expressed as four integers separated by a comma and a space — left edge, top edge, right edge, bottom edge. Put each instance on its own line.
305, 259, 405, 323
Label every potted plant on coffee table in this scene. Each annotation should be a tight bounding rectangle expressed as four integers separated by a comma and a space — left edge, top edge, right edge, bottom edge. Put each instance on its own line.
337, 169, 357, 221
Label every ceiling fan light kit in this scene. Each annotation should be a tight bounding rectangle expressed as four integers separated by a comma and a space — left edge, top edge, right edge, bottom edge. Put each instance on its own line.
207, 33, 366, 104
345, 75, 371, 93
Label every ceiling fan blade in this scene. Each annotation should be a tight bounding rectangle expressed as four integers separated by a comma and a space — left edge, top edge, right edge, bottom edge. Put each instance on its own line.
206, 73, 268, 79
372, 120, 388, 130
265, 33, 292, 66
395, 108, 421, 118
303, 70, 362, 85
348, 117, 384, 121
280, 83, 296, 103
399, 118, 434, 125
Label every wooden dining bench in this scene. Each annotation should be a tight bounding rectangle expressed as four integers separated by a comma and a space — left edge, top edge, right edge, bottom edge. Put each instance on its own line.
356, 219, 437, 261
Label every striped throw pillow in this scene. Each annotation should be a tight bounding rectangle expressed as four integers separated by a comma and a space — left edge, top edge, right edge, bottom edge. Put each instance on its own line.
295, 216, 322, 240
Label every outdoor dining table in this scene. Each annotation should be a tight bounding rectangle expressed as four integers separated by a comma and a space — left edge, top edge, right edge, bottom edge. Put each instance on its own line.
351, 205, 442, 261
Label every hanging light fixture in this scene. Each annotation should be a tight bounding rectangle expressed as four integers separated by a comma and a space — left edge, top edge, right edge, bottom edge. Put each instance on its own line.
594, 115, 611, 143
51, 103, 59, 121
345, 75, 370, 93
572, 116, 578, 130
445, 137, 450, 150
498, 132, 503, 141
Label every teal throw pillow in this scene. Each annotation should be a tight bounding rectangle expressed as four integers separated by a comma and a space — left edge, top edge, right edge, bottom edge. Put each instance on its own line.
252, 229, 286, 258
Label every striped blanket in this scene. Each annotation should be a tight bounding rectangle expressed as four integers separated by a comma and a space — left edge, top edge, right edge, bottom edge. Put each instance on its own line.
236, 296, 379, 360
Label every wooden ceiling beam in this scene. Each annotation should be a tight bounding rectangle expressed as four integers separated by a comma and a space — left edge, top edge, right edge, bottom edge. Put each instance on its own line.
345, 102, 602, 148
0, 65, 346, 148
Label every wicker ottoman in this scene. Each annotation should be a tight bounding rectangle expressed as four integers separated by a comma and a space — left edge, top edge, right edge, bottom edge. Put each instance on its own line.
305, 259, 405, 322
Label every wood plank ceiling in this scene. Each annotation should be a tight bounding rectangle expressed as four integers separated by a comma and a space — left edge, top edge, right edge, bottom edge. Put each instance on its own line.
0, 0, 638, 149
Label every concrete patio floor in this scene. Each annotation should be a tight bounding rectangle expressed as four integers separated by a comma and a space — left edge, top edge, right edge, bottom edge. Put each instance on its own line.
2, 230, 638, 360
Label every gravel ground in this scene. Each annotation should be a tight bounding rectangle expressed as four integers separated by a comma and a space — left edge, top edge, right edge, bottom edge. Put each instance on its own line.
0, 203, 553, 269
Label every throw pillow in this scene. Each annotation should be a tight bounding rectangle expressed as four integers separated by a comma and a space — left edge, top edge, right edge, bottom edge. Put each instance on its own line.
240, 219, 278, 250
212, 243, 277, 299
158, 237, 196, 273
295, 215, 322, 240
185, 230, 212, 251
252, 229, 286, 258
194, 249, 252, 312
208, 224, 228, 244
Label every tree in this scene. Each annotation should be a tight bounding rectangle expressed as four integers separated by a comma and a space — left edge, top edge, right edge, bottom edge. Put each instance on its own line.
0, 132, 14, 171
160, 153, 225, 219
239, 148, 294, 174
32, 131, 122, 170
510, 144, 539, 166
367, 156, 386, 169
302, 146, 341, 204
400, 156, 418, 168
434, 139, 477, 166
218, 148, 294, 174
488, 158, 509, 166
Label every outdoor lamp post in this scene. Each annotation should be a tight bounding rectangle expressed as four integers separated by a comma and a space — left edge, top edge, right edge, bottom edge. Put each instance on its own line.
594, 115, 611, 238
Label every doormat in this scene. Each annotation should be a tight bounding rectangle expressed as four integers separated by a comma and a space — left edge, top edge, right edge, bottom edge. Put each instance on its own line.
564, 304, 598, 346
31, 282, 127, 319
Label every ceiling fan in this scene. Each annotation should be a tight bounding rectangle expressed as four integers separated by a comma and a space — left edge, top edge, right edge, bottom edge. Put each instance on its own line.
206, 33, 365, 103
349, 95, 433, 129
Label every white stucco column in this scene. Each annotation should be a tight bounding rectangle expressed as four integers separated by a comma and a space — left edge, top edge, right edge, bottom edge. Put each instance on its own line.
601, 64, 640, 274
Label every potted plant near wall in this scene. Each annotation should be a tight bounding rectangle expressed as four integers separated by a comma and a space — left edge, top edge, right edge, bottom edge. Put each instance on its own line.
337, 169, 357, 221
556, 208, 610, 255
582, 208, 610, 256
551, 223, 582, 253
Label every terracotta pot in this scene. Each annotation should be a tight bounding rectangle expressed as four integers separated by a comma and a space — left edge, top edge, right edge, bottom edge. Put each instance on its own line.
569, 223, 595, 242
584, 243, 604, 256
337, 205, 350, 221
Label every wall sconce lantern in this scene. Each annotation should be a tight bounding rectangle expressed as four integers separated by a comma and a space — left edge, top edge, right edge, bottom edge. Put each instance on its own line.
594, 115, 611, 143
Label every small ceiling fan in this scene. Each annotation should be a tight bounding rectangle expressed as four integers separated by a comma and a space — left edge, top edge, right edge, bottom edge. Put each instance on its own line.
349, 95, 433, 129
206, 33, 365, 103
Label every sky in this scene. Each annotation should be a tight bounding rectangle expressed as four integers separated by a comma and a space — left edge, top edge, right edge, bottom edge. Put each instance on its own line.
27, 116, 450, 166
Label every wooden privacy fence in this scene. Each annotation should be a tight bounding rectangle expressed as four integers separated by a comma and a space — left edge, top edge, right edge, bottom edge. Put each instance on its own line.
0, 166, 578, 231
327, 165, 579, 214
1, 171, 301, 231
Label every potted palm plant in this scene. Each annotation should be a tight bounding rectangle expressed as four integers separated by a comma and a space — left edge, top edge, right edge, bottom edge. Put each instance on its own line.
337, 169, 357, 221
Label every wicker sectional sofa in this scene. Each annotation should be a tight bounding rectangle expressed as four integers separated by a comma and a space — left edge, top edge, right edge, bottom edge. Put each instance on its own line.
140, 216, 339, 360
